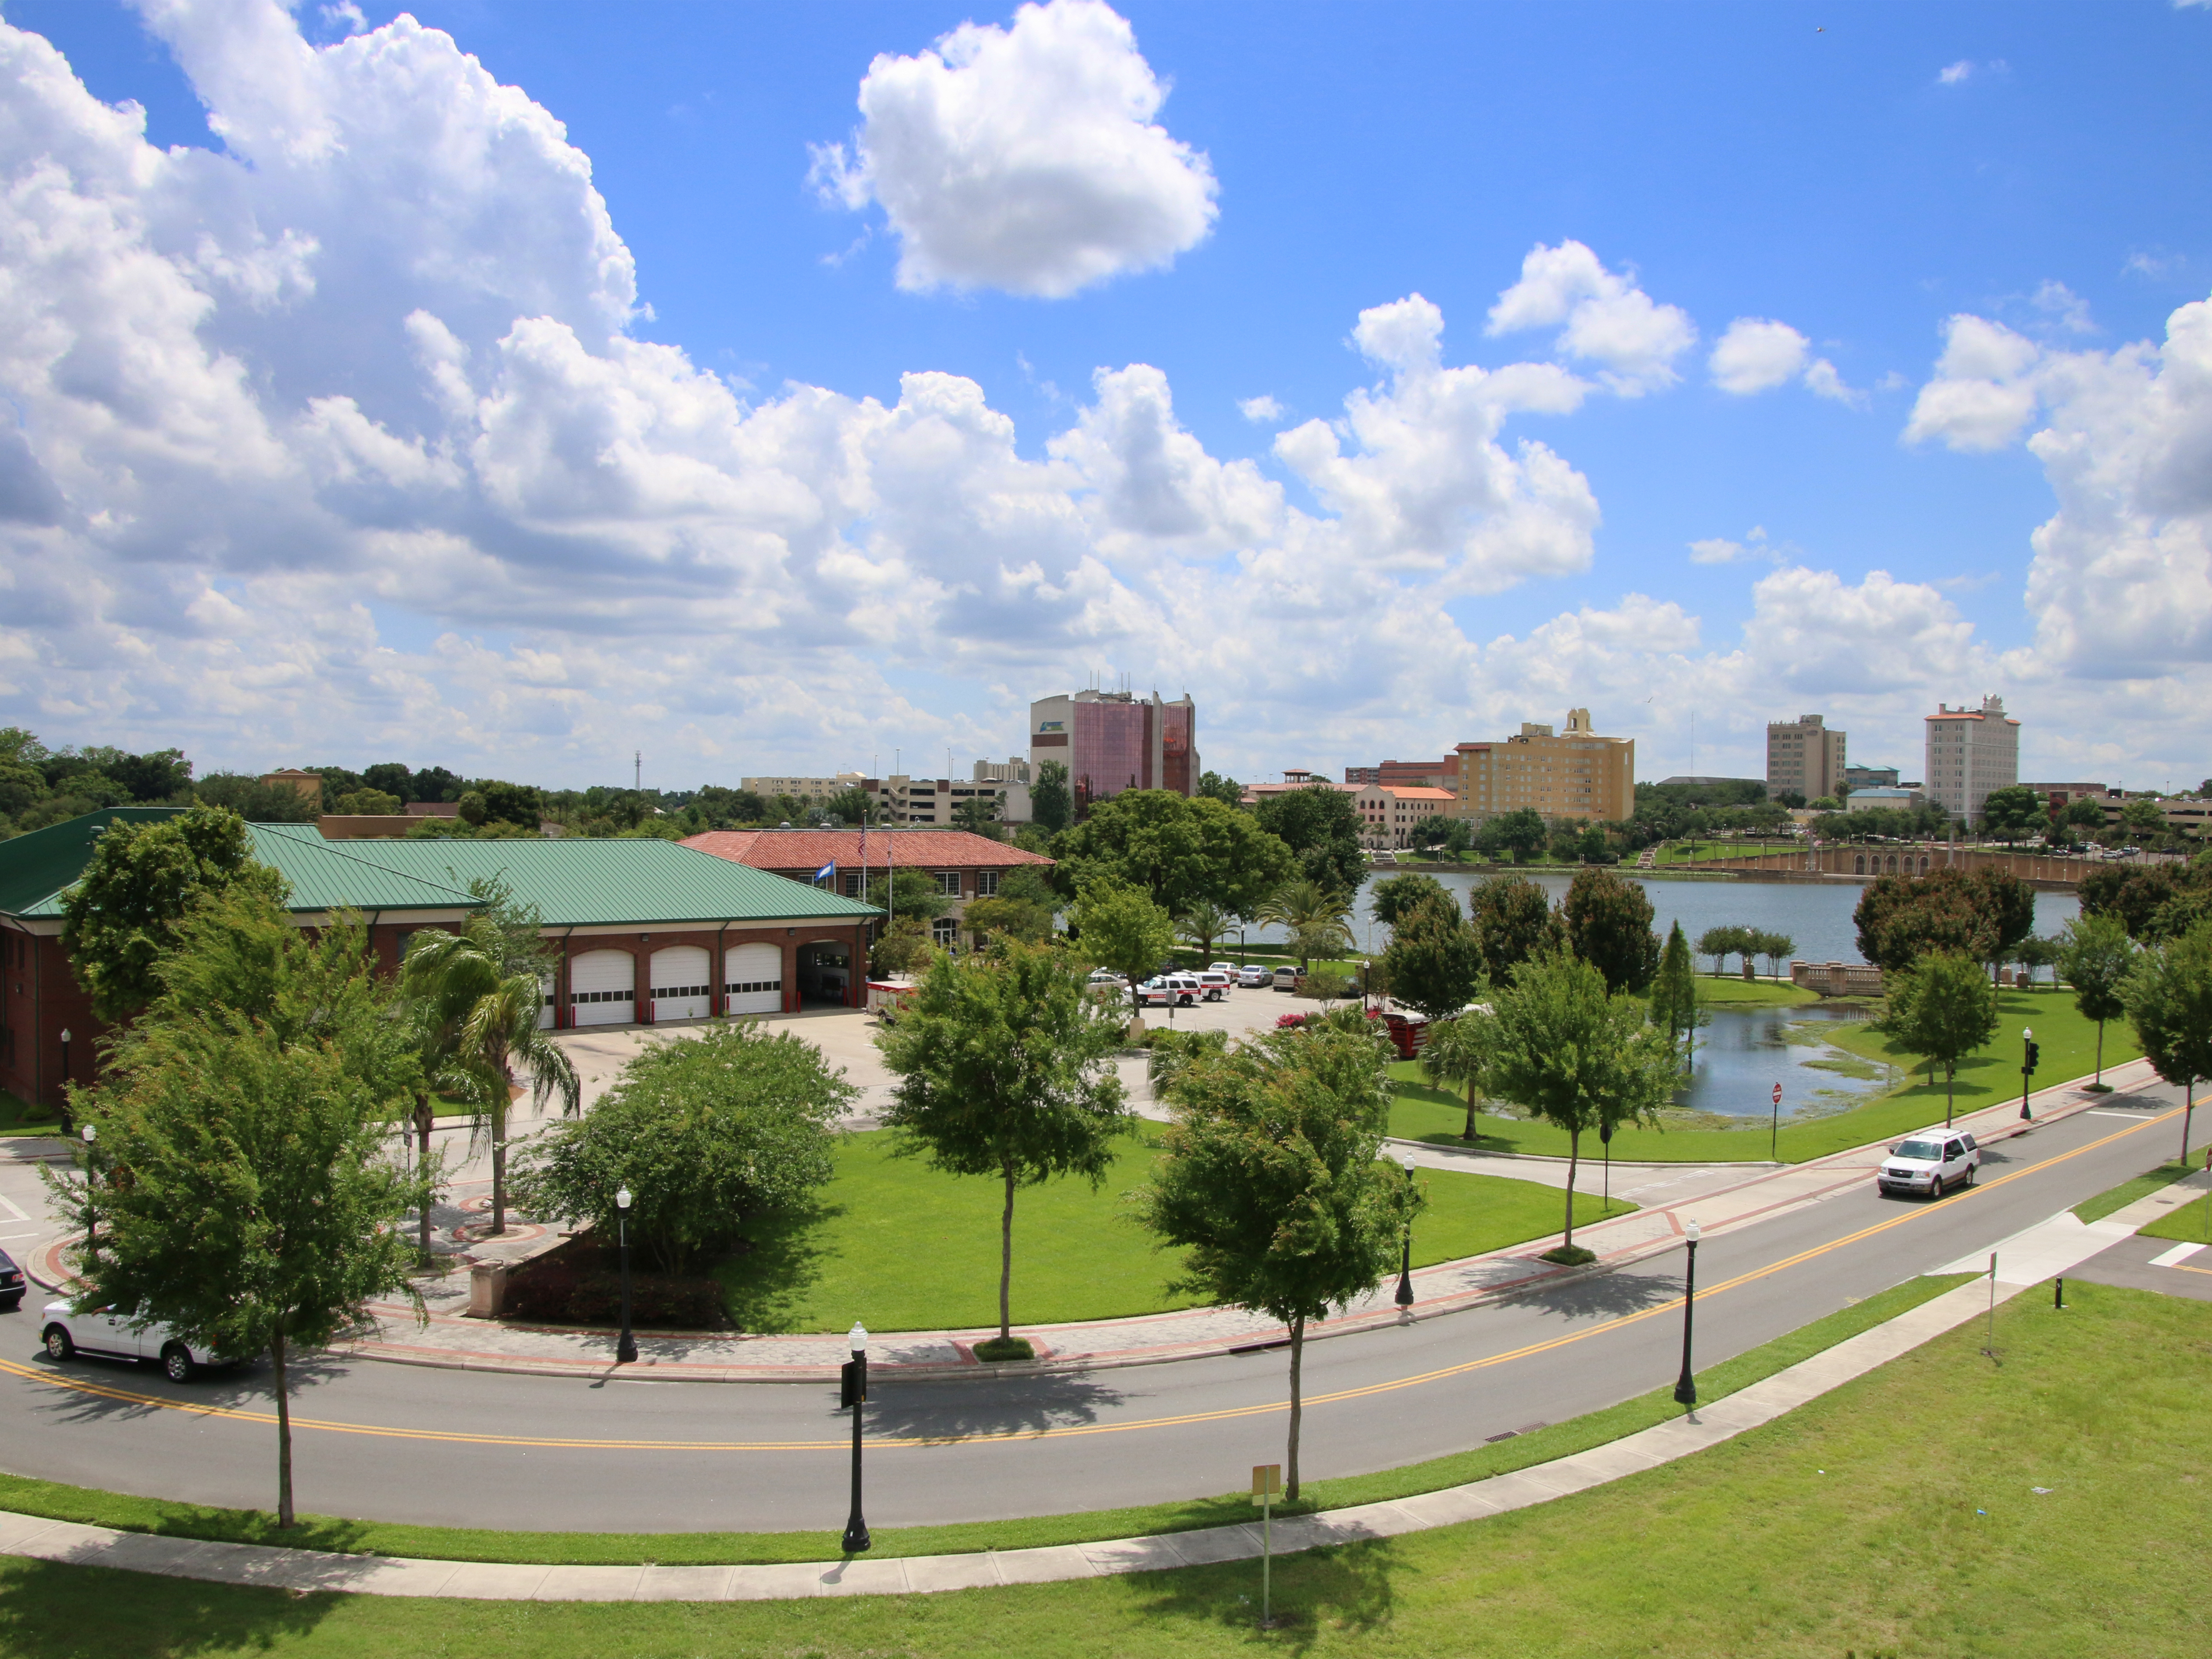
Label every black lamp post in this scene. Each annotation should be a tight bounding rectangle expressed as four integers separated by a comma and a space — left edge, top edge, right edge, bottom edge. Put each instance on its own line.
79, 1123, 97, 1258
841, 1321, 871, 1554
614, 1186, 637, 1364
1394, 1151, 1417, 1309
1672, 1219, 1702, 1409
2019, 1026, 2039, 1121
57, 1028, 73, 1135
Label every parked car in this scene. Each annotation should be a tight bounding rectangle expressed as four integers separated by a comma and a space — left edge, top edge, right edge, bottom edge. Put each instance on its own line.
1271, 965, 1303, 992
0, 1248, 22, 1313
1237, 964, 1273, 988
1192, 970, 1233, 1001
1877, 1131, 1979, 1199
40, 1300, 234, 1383
1135, 977, 1195, 1008
1208, 962, 1238, 976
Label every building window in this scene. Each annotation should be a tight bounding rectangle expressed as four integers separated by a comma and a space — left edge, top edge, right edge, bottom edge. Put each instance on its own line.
934, 871, 962, 896
931, 917, 956, 946
843, 872, 863, 896
975, 870, 999, 896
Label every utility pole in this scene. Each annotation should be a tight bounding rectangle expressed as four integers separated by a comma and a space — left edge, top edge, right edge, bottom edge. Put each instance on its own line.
634, 750, 641, 790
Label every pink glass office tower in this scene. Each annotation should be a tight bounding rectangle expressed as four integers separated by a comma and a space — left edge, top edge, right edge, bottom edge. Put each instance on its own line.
1029, 690, 1199, 818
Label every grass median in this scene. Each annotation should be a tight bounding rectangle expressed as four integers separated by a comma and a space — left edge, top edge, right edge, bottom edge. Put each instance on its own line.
0, 1272, 1964, 1569
5, 1279, 2198, 1656
1393, 987, 2146, 1163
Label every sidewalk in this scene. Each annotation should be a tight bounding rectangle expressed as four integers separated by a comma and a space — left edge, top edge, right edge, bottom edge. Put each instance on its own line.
34, 1058, 2158, 1382
0, 1268, 2052, 1602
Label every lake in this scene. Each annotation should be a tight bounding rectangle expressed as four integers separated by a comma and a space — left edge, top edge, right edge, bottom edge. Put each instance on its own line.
1677, 1003, 1892, 1121
1239, 868, 2081, 968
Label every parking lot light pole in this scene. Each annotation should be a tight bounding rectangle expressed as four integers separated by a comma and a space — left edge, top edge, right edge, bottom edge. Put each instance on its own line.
1395, 1152, 1417, 1309
2019, 1027, 2037, 1121
614, 1187, 637, 1364
79, 1123, 97, 1258
841, 1322, 871, 1554
1672, 1220, 1702, 1410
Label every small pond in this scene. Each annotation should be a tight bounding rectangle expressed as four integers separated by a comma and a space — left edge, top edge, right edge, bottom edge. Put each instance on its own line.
1674, 1004, 1896, 1122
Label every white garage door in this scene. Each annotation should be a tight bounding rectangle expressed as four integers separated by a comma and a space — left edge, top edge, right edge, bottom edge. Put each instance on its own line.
537, 972, 555, 1030
651, 946, 712, 1023
724, 942, 783, 1016
569, 949, 636, 1027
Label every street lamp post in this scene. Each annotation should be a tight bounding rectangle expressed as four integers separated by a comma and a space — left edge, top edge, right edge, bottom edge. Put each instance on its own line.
1394, 1152, 1417, 1309
57, 1028, 73, 1135
2019, 1027, 2039, 1121
614, 1186, 637, 1364
79, 1123, 97, 1258
841, 1322, 871, 1553
1672, 1219, 1702, 1409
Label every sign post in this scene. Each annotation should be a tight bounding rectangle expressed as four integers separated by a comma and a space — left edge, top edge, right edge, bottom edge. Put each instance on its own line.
1770, 1082, 1783, 1161
1252, 1463, 1281, 1625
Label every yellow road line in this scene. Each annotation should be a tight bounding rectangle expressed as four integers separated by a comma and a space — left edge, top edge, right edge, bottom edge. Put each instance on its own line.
1, 1108, 2174, 1453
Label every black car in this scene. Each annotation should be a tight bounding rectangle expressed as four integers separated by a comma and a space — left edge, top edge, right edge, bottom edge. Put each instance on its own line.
0, 1248, 23, 1313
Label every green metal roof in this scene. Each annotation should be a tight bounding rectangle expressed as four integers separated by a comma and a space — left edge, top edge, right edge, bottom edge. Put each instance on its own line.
251, 830, 882, 928
0, 808, 190, 919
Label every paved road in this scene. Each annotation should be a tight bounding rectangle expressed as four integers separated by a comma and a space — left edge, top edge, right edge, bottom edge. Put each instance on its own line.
0, 1081, 2187, 1535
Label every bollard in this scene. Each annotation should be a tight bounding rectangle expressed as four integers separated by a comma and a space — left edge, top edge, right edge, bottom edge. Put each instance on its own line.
2053, 1276, 2063, 1310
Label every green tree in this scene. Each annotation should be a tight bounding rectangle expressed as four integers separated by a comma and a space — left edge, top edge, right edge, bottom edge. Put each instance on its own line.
1029, 759, 1073, 834
949, 794, 1004, 840
964, 894, 1054, 946
870, 916, 938, 978
1418, 1010, 1495, 1142
1696, 924, 1752, 977
1072, 878, 1177, 1013
1467, 873, 1560, 985
1132, 1022, 1419, 1499
473, 779, 543, 829
1559, 868, 1661, 994
50, 890, 424, 1528
877, 943, 1131, 1344
1755, 930, 1796, 979
400, 924, 580, 1236
1378, 891, 1482, 1020
2120, 798, 2168, 841
59, 805, 289, 1021
187, 775, 316, 824
1485, 952, 1674, 1256
1195, 770, 1245, 807
1978, 784, 2049, 842
861, 868, 951, 925
1854, 867, 2034, 975
1476, 807, 1547, 865
457, 790, 489, 826
331, 788, 402, 815
1370, 873, 1451, 931
1050, 790, 1294, 919
1252, 784, 1366, 895
512, 1022, 850, 1275
1254, 877, 1355, 973
2062, 796, 2109, 832
2057, 912, 2136, 1085
1647, 920, 1702, 1071
1409, 814, 1471, 853
1173, 897, 1237, 962
2120, 919, 2212, 1166
1879, 951, 1999, 1127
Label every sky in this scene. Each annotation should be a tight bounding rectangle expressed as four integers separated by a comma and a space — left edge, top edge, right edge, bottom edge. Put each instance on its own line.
2, 0, 2210, 794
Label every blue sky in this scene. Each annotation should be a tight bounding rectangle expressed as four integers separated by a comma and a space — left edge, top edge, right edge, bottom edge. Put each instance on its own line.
2, 1, 2210, 791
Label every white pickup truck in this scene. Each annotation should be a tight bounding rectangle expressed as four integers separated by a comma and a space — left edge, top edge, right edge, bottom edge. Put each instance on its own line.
41, 1300, 234, 1384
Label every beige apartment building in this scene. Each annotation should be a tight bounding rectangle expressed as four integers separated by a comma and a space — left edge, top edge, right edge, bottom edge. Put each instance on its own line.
1452, 708, 1634, 825
1766, 714, 1847, 801
1354, 784, 1457, 848
741, 773, 868, 804
1925, 695, 2019, 823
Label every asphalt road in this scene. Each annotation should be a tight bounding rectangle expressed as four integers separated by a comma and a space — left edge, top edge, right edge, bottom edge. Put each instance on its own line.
0, 1082, 2189, 1536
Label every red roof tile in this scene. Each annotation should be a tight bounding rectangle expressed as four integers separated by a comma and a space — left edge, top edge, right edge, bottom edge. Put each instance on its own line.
682, 829, 1052, 873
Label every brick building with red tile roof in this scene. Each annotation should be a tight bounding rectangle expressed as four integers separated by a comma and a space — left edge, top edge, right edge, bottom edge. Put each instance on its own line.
681, 830, 1052, 946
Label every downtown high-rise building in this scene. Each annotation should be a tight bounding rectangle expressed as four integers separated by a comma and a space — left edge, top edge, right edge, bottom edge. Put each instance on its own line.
1028, 688, 1198, 813
1766, 714, 1847, 801
1925, 695, 2019, 823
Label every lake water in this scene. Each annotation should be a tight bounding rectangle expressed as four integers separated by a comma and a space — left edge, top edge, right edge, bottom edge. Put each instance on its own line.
1677, 1004, 1892, 1121
1241, 869, 2081, 967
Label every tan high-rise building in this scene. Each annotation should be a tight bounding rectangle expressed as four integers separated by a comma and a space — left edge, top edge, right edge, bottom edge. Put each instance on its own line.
1926, 695, 2019, 823
1766, 715, 1847, 802
1452, 708, 1634, 825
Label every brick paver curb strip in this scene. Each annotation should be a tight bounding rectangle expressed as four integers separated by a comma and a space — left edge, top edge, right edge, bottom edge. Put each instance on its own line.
0, 1239, 2113, 1602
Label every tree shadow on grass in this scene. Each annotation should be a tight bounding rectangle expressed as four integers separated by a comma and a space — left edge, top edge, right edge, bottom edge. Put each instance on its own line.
1127, 1536, 1403, 1653
0, 1560, 342, 1658
714, 1195, 844, 1334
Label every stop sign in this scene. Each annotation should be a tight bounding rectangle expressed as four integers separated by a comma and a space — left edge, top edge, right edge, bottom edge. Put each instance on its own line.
1772, 1083, 1783, 1105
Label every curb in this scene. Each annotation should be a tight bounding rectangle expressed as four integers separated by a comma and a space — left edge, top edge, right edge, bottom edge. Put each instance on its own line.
0, 1272, 2040, 1603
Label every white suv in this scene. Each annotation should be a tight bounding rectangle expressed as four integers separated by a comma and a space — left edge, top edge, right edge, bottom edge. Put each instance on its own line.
41, 1300, 233, 1383
1191, 970, 1232, 1001
1877, 1131, 1980, 1199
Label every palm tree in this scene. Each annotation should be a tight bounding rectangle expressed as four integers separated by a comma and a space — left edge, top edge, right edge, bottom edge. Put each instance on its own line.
1418, 1010, 1494, 1142
402, 925, 580, 1237
1174, 898, 1236, 963
1255, 878, 1354, 973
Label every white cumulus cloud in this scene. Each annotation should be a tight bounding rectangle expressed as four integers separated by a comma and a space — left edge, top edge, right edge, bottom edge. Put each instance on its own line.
1903, 315, 2045, 451
1237, 394, 1283, 423
1486, 240, 1696, 395
809, 0, 1217, 298
1709, 319, 1809, 394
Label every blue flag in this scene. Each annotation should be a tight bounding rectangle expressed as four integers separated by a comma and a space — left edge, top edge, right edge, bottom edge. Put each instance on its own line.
814, 861, 836, 885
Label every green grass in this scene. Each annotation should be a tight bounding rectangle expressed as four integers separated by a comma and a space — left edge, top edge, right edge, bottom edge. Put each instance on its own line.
1396, 989, 2147, 1164
1671, 975, 1818, 1006
0, 1272, 1964, 1569
711, 1126, 1631, 1334
8, 1279, 2199, 1657
2136, 1181, 2212, 1243
2073, 1158, 2197, 1224
0, 1086, 61, 1137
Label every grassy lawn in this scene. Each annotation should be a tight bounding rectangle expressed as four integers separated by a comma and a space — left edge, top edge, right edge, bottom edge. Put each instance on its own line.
1673, 975, 1818, 1007
1, 1281, 2198, 1655
710, 1126, 1633, 1334
0, 1086, 61, 1137
2136, 1180, 2212, 1243
0, 1273, 1962, 1570
2073, 1157, 2197, 1223
1395, 988, 2147, 1164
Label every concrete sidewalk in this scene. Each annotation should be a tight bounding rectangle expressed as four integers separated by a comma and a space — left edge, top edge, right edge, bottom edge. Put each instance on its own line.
0, 1266, 2049, 1602
31, 1058, 2158, 1383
